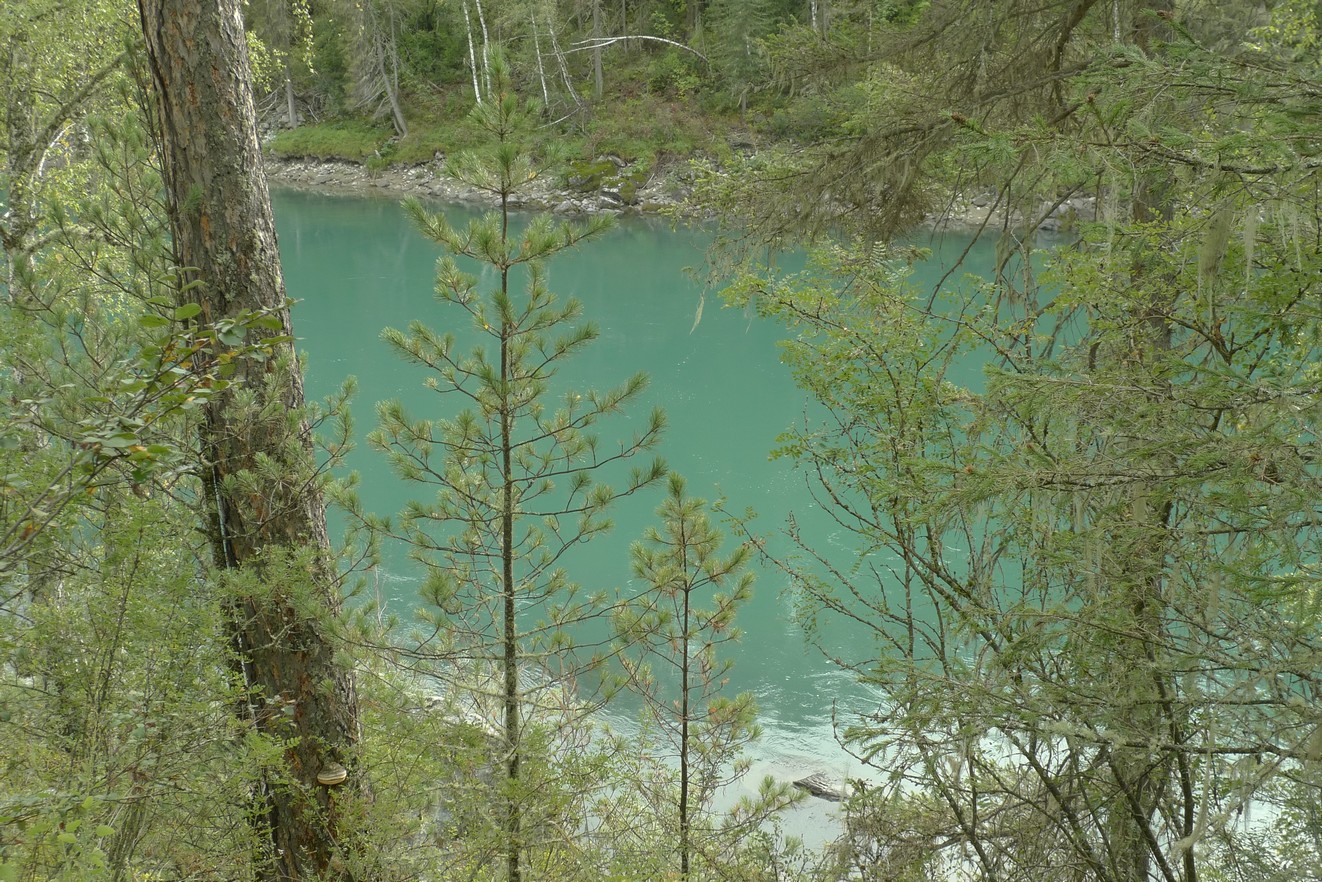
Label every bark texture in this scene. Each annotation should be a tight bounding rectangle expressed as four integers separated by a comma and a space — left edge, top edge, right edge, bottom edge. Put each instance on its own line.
135, 1, 364, 879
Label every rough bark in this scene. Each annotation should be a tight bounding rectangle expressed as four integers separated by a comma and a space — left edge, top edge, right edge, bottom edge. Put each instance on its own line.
135, 1, 364, 879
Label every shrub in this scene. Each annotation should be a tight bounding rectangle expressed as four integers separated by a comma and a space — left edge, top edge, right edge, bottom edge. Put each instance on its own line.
267, 120, 391, 160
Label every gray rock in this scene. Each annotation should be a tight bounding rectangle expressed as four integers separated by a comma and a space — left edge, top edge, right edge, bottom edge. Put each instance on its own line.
793, 772, 845, 802
262, 155, 694, 216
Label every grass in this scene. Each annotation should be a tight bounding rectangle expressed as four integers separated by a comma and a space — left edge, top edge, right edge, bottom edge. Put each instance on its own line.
390, 116, 490, 164
268, 120, 391, 161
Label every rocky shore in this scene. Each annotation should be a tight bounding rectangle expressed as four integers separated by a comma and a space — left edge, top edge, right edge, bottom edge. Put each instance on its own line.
262, 154, 695, 216
264, 153, 1095, 234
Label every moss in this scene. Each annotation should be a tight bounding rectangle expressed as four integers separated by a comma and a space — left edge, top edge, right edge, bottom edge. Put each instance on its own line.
565, 159, 619, 193
615, 166, 651, 204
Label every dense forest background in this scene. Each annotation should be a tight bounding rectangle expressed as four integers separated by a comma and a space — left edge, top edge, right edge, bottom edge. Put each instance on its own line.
4, 1, 1322, 881
247, 0, 917, 165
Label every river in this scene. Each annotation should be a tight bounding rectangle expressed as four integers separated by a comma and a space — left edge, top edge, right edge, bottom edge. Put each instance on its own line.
272, 187, 998, 842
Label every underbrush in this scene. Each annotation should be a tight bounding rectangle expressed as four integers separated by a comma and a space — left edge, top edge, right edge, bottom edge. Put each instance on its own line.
267, 76, 752, 171
268, 119, 391, 160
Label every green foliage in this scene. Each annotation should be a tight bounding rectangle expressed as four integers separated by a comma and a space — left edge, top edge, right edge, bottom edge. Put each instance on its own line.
307, 9, 351, 110
395, 1, 468, 86
718, 4, 1322, 870
2, 107, 294, 572
23, 1, 1322, 879
266, 119, 393, 159
581, 94, 723, 165
369, 58, 667, 881
646, 48, 705, 98
0, 104, 283, 881
615, 473, 800, 878
762, 94, 842, 142
0, 495, 254, 882
740, 203, 1322, 875
705, 0, 776, 111
390, 113, 491, 164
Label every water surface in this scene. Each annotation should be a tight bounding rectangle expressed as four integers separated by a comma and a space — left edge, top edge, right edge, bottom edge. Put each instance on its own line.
273, 188, 997, 835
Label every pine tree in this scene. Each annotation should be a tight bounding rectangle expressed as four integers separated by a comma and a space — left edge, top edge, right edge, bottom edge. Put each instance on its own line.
616, 473, 798, 879
705, 0, 775, 113
371, 55, 666, 882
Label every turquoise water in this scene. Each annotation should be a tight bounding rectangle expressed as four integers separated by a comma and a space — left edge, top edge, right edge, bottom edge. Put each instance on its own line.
272, 188, 997, 824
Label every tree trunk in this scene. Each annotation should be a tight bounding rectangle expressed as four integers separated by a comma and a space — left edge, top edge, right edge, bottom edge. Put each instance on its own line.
679, 574, 691, 879
592, 0, 604, 99
380, 36, 408, 137
499, 204, 523, 882
1, 29, 38, 302
532, 14, 549, 108
474, 0, 492, 98
462, 0, 482, 103
284, 67, 299, 128
135, 1, 365, 880
1102, 5, 1178, 881
547, 16, 582, 108
380, 4, 408, 136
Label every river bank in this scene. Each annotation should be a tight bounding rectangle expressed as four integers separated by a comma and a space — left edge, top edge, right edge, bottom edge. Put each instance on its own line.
263, 153, 696, 216
263, 153, 1096, 234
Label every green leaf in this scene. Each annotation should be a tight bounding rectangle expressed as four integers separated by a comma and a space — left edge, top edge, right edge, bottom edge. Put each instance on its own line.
174, 302, 202, 320
252, 314, 284, 330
